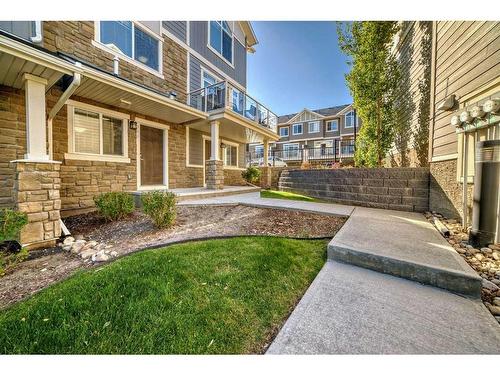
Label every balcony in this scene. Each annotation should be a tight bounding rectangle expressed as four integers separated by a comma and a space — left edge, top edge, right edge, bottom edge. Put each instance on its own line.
188, 81, 278, 134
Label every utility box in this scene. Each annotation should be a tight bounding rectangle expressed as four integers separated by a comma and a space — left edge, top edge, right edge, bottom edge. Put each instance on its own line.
469, 140, 500, 247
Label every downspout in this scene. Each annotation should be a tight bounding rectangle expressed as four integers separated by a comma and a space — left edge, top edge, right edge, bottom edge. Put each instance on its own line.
47, 62, 82, 159
30, 21, 43, 44
462, 133, 468, 230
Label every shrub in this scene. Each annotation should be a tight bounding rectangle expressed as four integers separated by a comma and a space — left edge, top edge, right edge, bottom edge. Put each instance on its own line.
241, 166, 261, 184
0, 209, 28, 242
94, 192, 135, 221
0, 247, 28, 276
141, 191, 177, 229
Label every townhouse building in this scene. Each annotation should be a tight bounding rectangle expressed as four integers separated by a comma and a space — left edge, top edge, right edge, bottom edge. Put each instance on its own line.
0, 21, 279, 248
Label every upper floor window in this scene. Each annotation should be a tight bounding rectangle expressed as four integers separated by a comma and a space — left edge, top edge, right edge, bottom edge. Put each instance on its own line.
326, 120, 338, 132
292, 123, 303, 135
279, 127, 289, 137
99, 21, 161, 72
202, 70, 218, 88
0, 21, 41, 43
209, 21, 233, 64
345, 111, 355, 128
308, 121, 320, 133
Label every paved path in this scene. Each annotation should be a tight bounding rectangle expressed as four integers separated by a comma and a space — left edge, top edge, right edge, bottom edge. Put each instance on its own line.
178, 192, 354, 217
181, 194, 500, 353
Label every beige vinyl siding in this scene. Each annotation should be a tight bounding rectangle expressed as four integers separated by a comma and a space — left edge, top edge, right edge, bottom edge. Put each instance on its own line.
431, 21, 500, 158
188, 128, 203, 165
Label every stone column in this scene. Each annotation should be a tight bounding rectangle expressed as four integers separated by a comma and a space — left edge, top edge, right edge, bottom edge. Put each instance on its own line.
206, 120, 224, 189
205, 160, 224, 190
11, 161, 62, 250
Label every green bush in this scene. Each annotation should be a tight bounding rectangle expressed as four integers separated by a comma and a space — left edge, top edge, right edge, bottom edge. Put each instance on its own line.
94, 192, 135, 221
0, 209, 28, 242
0, 247, 28, 276
241, 166, 261, 184
141, 191, 177, 229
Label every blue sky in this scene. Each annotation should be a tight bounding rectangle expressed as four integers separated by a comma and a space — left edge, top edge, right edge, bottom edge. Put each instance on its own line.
247, 21, 352, 117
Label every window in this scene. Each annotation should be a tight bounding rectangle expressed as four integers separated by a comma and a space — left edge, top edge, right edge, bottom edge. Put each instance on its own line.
308, 121, 320, 133
292, 123, 303, 135
345, 111, 355, 128
223, 144, 238, 167
326, 120, 338, 132
209, 21, 233, 64
283, 143, 300, 160
67, 102, 129, 162
279, 127, 289, 137
202, 70, 217, 88
99, 21, 160, 71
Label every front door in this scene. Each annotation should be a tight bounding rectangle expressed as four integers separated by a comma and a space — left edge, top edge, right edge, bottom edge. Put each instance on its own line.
140, 125, 164, 186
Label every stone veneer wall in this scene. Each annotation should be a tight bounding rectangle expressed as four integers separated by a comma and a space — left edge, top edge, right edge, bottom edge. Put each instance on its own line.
429, 159, 473, 220
223, 169, 246, 186
279, 168, 430, 212
12, 162, 61, 248
42, 22, 188, 102
205, 160, 224, 189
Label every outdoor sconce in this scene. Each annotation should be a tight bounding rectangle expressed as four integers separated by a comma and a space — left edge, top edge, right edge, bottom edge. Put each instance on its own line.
483, 98, 500, 114
450, 114, 462, 128
129, 120, 138, 130
459, 110, 473, 124
220, 143, 227, 149
169, 91, 178, 100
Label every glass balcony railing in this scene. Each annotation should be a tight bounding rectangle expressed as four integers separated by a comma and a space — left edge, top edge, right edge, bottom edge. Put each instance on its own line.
188, 81, 278, 133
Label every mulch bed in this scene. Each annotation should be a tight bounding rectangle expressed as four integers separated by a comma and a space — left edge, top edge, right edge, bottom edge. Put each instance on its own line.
0, 205, 346, 309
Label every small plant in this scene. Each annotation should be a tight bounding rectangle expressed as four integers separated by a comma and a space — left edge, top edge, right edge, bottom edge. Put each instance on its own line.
141, 191, 177, 229
241, 166, 261, 184
0, 208, 28, 242
94, 192, 135, 221
0, 247, 28, 276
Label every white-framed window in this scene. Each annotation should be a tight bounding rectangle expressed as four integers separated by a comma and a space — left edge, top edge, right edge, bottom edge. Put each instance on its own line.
279, 127, 289, 137
202, 69, 218, 88
95, 21, 162, 73
283, 143, 300, 160
66, 100, 129, 163
292, 123, 303, 135
326, 119, 338, 132
308, 121, 320, 133
345, 111, 355, 128
223, 144, 238, 167
208, 21, 233, 65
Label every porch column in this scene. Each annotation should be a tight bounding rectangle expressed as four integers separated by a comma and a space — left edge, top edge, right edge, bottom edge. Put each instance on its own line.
263, 139, 269, 166
206, 120, 224, 190
23, 74, 49, 161
10, 74, 62, 249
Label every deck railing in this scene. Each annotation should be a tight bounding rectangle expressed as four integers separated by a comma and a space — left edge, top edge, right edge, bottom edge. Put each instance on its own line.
188, 81, 278, 133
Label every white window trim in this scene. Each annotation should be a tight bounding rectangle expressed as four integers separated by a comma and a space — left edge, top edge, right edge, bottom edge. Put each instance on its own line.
279, 126, 289, 137
65, 100, 130, 163
292, 123, 303, 135
207, 21, 235, 68
326, 119, 339, 132
221, 139, 240, 169
308, 121, 320, 133
93, 21, 164, 78
345, 111, 355, 129
200, 67, 221, 88
136, 117, 170, 190
185, 126, 204, 168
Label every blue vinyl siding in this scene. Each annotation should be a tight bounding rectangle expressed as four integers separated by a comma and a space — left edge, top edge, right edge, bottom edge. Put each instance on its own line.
162, 21, 187, 43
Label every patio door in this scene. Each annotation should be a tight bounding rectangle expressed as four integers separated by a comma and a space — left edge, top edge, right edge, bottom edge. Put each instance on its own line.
140, 125, 165, 186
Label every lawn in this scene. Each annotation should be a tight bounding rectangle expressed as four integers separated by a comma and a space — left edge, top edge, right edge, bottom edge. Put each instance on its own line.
0, 237, 327, 354
260, 190, 318, 202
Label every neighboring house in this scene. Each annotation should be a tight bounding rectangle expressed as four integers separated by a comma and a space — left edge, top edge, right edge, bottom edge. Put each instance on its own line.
0, 21, 279, 249
391, 21, 500, 228
248, 104, 361, 165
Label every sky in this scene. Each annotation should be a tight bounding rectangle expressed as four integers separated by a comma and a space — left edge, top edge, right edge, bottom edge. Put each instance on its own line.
247, 21, 352, 117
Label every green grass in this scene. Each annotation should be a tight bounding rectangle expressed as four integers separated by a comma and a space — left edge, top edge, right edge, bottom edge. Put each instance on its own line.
0, 237, 327, 354
260, 190, 318, 202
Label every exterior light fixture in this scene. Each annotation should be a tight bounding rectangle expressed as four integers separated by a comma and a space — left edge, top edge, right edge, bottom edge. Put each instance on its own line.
451, 114, 461, 128
220, 143, 227, 149
471, 105, 485, 119
459, 110, 473, 123
129, 120, 138, 130
169, 91, 177, 100
483, 98, 500, 114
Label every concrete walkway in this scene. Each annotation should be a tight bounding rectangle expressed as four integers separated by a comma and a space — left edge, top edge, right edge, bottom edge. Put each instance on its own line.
178, 191, 354, 217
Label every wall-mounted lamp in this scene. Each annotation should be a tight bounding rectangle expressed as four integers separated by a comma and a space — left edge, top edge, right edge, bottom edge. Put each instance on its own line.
129, 120, 138, 130
169, 91, 177, 100
220, 143, 227, 149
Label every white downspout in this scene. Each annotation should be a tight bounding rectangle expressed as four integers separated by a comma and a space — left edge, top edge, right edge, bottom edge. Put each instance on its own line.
47, 62, 82, 159
30, 21, 43, 44
462, 133, 468, 230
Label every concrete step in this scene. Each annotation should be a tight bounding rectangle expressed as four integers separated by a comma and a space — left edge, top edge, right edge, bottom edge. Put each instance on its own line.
327, 207, 483, 298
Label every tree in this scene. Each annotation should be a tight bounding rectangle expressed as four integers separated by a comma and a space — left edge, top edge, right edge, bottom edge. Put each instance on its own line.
337, 22, 400, 167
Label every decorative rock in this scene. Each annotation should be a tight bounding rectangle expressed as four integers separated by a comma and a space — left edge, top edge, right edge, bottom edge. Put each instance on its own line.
92, 251, 110, 262
74, 234, 84, 241
87, 240, 98, 248
455, 247, 466, 254
468, 247, 479, 255
482, 278, 500, 292
71, 240, 86, 253
493, 252, 500, 261
486, 304, 500, 316
493, 297, 500, 307
492, 279, 500, 286
481, 247, 493, 255
488, 244, 500, 251
62, 245, 72, 252
79, 249, 95, 260
475, 253, 485, 262
110, 251, 118, 257
63, 236, 75, 246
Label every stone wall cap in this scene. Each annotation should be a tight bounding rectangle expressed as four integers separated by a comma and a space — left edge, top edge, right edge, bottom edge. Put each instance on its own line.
10, 159, 62, 164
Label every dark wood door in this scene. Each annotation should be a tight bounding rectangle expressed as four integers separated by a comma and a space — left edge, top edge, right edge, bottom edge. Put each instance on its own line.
140, 126, 164, 186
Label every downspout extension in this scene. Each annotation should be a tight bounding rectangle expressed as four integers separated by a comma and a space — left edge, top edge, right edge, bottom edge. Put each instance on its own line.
47, 62, 82, 159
